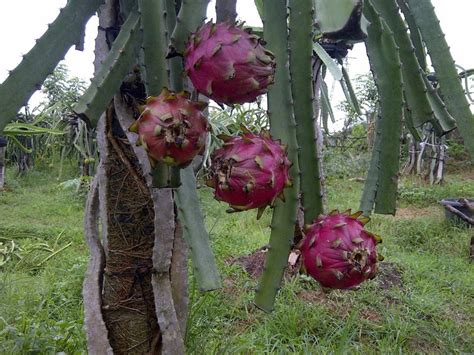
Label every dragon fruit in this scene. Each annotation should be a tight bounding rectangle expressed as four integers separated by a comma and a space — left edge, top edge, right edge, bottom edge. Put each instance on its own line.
184, 22, 276, 105
299, 210, 382, 289
129, 88, 209, 167
208, 129, 292, 218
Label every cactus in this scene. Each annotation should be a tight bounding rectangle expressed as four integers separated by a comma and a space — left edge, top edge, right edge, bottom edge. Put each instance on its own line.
170, 0, 210, 55
0, 0, 104, 133
288, 0, 323, 224
254, 0, 300, 312
360, 0, 403, 215
175, 167, 221, 291
405, 0, 474, 162
370, 0, 433, 130
372, 0, 457, 136
74, 10, 141, 126
138, 0, 181, 188
139, 0, 169, 95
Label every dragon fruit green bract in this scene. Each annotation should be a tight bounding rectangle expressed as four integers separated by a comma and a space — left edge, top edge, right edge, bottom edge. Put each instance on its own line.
129, 88, 209, 167
299, 210, 382, 289
184, 22, 276, 105
208, 130, 292, 218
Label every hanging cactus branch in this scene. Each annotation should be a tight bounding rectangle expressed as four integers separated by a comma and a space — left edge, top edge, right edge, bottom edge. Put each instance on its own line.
405, 0, 474, 162
0, 0, 104, 133
340, 63, 362, 116
395, 0, 427, 71
138, 0, 180, 187
288, 0, 323, 224
360, 0, 403, 215
73, 10, 141, 126
175, 167, 221, 291
254, 0, 300, 312
370, 0, 434, 130
138, 0, 170, 95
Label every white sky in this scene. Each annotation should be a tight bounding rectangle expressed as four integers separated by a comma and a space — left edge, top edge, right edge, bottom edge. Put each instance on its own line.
0, 0, 473, 121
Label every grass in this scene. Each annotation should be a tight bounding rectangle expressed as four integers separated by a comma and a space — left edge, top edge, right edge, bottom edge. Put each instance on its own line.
0, 163, 473, 353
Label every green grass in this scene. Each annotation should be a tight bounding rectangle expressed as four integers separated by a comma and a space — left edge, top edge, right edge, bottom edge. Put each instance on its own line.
1, 164, 473, 353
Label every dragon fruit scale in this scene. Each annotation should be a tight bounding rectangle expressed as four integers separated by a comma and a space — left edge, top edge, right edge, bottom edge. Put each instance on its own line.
184, 21, 276, 105
299, 210, 383, 289
129, 88, 209, 167
208, 129, 292, 219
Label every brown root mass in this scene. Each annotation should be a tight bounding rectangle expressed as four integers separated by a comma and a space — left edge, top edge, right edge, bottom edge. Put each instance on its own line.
101, 109, 160, 353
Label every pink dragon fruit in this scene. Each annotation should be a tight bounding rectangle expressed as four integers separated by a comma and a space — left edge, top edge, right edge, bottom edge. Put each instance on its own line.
184, 22, 276, 105
299, 210, 382, 289
208, 129, 292, 218
129, 88, 209, 167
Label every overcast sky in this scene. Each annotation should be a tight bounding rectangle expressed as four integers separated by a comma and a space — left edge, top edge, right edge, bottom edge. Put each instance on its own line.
0, 0, 473, 119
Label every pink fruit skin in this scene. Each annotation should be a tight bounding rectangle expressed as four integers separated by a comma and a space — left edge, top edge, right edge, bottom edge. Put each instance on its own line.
134, 89, 209, 167
300, 212, 379, 289
184, 22, 275, 105
210, 132, 291, 211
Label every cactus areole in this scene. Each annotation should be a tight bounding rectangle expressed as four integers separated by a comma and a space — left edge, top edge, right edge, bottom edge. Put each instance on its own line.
184, 22, 276, 105
208, 130, 292, 218
129, 88, 209, 167
299, 210, 382, 289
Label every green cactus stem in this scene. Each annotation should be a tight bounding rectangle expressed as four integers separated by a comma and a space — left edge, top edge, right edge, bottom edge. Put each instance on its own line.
139, 0, 169, 95
170, 0, 210, 55
360, 0, 403, 215
320, 69, 336, 126
288, 0, 323, 224
139, 0, 181, 188
0, 0, 104, 133
406, 0, 474, 162
175, 166, 221, 291
395, 0, 427, 71
339, 62, 362, 117
423, 76, 456, 134
165, 0, 184, 92
74, 9, 141, 127
370, 0, 433, 130
254, 0, 300, 312
403, 105, 422, 142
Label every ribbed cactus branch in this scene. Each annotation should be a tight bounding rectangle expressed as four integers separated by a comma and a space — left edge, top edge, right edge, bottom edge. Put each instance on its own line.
406, 0, 474, 162
170, 0, 210, 54
175, 167, 221, 291
288, 0, 323, 224
165, 0, 184, 92
340, 62, 362, 117
370, 0, 433, 130
139, 0, 170, 95
254, 0, 300, 313
0, 0, 104, 133
423, 76, 457, 134
360, 0, 403, 215
139, 0, 180, 188
395, 0, 427, 71
74, 10, 141, 126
